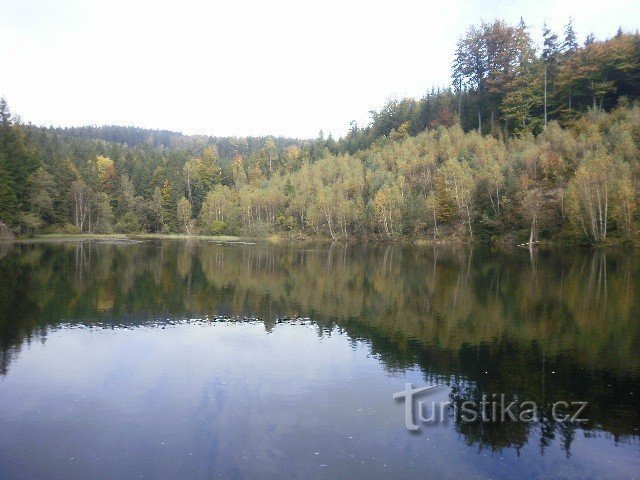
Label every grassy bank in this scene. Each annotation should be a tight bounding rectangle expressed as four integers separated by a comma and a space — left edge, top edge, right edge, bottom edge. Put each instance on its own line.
3, 232, 637, 249
4, 233, 246, 244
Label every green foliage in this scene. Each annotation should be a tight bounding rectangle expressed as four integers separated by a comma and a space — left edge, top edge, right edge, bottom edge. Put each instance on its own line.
5, 99, 640, 244
18, 211, 43, 236
1, 21, 639, 244
0, 160, 19, 224
93, 192, 114, 233
28, 166, 56, 222
0, 98, 40, 226
203, 220, 227, 235
177, 197, 194, 234
115, 212, 142, 234
54, 223, 82, 235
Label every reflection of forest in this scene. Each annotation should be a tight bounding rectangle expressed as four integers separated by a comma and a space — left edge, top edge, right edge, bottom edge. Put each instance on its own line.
1, 240, 639, 452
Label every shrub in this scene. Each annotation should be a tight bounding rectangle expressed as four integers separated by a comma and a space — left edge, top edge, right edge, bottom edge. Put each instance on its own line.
115, 212, 143, 233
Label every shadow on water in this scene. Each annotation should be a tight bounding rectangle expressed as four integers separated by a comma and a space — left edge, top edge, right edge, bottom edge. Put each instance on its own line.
0, 240, 639, 456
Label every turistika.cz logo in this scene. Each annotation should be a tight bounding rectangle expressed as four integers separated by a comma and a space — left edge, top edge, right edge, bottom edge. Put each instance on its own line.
393, 383, 589, 431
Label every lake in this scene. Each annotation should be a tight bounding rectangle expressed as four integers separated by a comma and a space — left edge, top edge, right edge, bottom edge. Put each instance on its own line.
0, 240, 639, 479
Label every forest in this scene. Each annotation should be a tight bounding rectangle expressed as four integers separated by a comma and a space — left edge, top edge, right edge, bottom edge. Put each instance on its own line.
1, 18, 639, 244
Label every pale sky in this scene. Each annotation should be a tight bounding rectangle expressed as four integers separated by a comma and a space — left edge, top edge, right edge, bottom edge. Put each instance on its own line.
1, 0, 638, 138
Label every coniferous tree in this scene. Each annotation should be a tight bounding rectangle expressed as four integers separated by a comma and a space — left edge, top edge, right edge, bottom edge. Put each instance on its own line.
542, 23, 561, 124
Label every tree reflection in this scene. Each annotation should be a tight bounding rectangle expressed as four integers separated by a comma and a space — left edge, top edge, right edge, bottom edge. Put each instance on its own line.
0, 240, 639, 453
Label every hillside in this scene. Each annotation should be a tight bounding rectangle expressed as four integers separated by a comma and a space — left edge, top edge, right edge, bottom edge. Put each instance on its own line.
1, 19, 639, 244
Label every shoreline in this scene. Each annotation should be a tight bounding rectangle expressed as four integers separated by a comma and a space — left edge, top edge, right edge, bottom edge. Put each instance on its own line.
1, 233, 636, 249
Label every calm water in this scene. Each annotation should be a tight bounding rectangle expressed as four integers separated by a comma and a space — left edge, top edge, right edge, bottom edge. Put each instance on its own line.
0, 240, 639, 479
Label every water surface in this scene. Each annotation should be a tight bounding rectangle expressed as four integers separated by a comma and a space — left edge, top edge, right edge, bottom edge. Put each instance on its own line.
0, 240, 638, 479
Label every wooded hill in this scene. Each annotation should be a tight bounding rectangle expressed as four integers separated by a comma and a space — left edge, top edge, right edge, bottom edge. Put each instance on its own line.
1, 19, 639, 243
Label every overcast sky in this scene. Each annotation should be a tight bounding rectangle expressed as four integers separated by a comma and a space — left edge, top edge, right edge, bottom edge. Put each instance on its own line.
1, 0, 638, 138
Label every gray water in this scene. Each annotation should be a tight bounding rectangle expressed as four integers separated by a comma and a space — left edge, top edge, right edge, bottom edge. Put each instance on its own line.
0, 240, 638, 479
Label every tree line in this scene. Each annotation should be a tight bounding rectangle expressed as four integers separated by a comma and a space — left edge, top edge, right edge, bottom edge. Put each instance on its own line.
341, 19, 640, 150
0, 19, 639, 244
